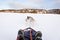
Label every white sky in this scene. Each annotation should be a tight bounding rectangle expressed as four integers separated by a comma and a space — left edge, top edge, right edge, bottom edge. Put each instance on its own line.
0, 13, 60, 40
0, 0, 60, 9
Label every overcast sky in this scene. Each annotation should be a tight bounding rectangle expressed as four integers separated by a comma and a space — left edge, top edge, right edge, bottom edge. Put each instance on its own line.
0, 13, 60, 40
0, 0, 60, 9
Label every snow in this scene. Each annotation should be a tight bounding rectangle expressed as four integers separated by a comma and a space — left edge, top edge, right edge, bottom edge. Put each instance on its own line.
0, 13, 60, 40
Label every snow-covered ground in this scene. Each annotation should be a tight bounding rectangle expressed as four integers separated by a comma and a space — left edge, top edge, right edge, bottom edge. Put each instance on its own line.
0, 13, 60, 40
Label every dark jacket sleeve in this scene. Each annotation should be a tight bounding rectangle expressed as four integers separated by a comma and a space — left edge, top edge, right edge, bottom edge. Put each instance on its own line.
16, 30, 22, 40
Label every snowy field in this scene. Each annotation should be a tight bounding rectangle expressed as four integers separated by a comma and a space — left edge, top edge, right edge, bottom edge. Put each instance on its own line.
0, 13, 60, 40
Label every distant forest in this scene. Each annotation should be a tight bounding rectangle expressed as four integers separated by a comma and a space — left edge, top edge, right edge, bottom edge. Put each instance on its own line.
0, 9, 60, 14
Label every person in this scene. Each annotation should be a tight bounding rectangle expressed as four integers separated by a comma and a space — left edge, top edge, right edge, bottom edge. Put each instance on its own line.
16, 16, 42, 40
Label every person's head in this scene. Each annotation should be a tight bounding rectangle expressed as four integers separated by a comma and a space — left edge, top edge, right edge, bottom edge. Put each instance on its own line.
25, 16, 35, 22
25, 16, 35, 27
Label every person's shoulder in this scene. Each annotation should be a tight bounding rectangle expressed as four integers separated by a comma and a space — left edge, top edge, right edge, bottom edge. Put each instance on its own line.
18, 29, 23, 32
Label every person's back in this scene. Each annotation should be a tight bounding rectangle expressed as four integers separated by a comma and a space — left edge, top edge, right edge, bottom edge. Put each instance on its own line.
16, 16, 42, 40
